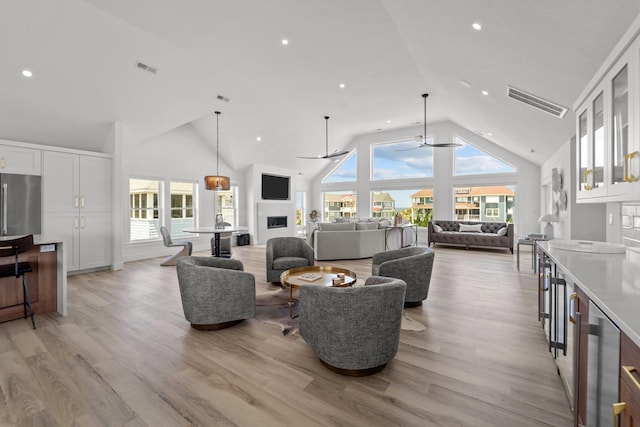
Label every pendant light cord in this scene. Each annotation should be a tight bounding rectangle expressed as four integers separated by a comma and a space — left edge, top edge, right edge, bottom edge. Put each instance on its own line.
215, 111, 221, 177
422, 93, 428, 144
325, 116, 329, 156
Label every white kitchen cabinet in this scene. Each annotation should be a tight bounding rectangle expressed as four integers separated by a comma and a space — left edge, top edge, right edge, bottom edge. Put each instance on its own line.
43, 150, 112, 272
575, 26, 640, 202
0, 142, 42, 175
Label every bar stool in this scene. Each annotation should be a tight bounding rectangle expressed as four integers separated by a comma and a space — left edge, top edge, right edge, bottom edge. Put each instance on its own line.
0, 235, 36, 329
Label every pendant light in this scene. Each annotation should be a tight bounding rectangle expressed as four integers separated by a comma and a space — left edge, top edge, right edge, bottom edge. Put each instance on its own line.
297, 116, 349, 159
204, 111, 230, 190
398, 94, 462, 151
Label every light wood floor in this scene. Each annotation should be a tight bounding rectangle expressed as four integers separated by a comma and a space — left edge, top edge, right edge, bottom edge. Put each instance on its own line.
0, 245, 573, 426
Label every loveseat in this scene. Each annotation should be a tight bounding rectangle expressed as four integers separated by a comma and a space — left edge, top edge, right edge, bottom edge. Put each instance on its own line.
310, 219, 416, 260
428, 221, 514, 253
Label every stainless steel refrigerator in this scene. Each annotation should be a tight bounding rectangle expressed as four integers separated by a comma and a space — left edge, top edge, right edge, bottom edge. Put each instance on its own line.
0, 173, 41, 236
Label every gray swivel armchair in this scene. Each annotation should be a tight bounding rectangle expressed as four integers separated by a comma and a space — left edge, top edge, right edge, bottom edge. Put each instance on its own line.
300, 276, 406, 376
160, 226, 193, 266
176, 257, 255, 330
265, 237, 314, 283
372, 246, 435, 307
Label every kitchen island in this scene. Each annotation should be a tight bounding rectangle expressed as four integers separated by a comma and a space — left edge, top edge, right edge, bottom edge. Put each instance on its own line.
537, 241, 640, 426
0, 235, 66, 324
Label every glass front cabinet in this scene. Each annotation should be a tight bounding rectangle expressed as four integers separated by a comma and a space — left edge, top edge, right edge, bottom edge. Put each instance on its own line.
575, 36, 640, 202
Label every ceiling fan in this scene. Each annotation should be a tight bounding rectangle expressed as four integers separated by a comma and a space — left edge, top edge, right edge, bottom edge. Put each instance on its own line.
297, 116, 349, 159
397, 93, 462, 151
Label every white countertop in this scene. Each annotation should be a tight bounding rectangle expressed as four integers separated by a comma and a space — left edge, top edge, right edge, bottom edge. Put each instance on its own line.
538, 241, 640, 348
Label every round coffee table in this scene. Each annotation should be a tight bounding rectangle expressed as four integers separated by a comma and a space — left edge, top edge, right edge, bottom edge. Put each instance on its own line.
280, 266, 357, 319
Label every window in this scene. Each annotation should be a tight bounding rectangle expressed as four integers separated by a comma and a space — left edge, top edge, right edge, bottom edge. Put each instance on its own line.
215, 188, 236, 226
322, 191, 357, 221
129, 178, 161, 241
323, 151, 357, 183
453, 186, 516, 222
371, 188, 434, 226
169, 181, 196, 238
454, 136, 515, 175
296, 191, 305, 225
372, 139, 433, 180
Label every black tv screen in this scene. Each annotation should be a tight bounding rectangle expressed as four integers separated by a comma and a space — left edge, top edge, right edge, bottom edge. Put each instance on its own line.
262, 174, 290, 200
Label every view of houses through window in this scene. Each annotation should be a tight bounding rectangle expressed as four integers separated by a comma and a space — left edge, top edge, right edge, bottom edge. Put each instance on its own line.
170, 181, 196, 238
322, 191, 357, 221
371, 189, 434, 226
129, 178, 161, 241
453, 186, 515, 222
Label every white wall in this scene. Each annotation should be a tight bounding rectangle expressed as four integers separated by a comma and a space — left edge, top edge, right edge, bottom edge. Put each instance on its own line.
540, 137, 606, 241
311, 120, 540, 237
122, 123, 243, 262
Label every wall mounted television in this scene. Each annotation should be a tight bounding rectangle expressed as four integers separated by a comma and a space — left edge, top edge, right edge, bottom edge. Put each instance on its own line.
261, 173, 290, 200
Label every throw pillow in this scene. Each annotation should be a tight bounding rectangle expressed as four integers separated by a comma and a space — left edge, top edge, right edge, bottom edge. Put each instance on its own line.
356, 222, 379, 230
318, 222, 356, 231
432, 223, 443, 233
497, 226, 508, 236
459, 223, 483, 232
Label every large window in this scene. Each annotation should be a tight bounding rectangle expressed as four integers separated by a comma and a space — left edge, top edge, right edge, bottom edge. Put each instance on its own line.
296, 191, 305, 226
129, 178, 161, 241
371, 188, 434, 226
372, 139, 434, 180
322, 191, 357, 221
454, 136, 515, 175
323, 151, 357, 183
215, 188, 236, 226
169, 181, 196, 238
453, 186, 515, 222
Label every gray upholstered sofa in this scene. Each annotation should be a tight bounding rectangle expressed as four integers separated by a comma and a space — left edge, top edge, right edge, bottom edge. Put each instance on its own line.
310, 220, 416, 260
428, 221, 514, 253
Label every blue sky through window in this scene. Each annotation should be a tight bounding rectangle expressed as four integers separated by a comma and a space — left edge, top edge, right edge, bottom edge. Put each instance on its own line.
372, 139, 433, 180
323, 150, 357, 183
454, 137, 515, 175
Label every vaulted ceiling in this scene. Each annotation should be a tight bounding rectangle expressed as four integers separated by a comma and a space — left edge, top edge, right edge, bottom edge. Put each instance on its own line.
2, 1, 640, 179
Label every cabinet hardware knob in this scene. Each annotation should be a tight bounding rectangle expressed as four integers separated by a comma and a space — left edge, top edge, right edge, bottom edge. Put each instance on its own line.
613, 401, 626, 427
75, 196, 78, 208
81, 195, 85, 208
623, 151, 638, 183
584, 169, 593, 190
75, 216, 79, 229
568, 292, 577, 324
623, 365, 640, 392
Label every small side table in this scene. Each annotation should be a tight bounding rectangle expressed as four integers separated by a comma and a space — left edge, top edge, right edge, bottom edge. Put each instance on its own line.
384, 224, 418, 250
517, 235, 548, 272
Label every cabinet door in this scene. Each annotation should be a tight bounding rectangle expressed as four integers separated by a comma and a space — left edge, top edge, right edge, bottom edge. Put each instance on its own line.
575, 286, 590, 426
43, 151, 79, 213
577, 90, 607, 200
43, 213, 80, 272
0, 143, 42, 175
620, 380, 640, 427
79, 212, 111, 270
607, 55, 638, 197
79, 156, 111, 213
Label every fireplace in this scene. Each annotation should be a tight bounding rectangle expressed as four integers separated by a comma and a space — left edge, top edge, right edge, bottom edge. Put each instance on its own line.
267, 216, 287, 229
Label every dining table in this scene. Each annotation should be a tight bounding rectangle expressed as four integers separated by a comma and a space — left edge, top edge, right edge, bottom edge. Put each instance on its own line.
183, 226, 249, 257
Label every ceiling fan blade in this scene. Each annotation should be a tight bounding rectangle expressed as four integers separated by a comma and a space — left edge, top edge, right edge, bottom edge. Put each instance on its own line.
326, 150, 349, 158
427, 142, 463, 148
296, 154, 326, 159
395, 144, 429, 151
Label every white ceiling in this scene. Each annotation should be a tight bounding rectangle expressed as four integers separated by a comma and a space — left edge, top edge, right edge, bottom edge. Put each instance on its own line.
2, 0, 640, 179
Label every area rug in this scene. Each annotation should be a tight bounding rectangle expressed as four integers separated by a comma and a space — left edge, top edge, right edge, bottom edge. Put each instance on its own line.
254, 287, 426, 335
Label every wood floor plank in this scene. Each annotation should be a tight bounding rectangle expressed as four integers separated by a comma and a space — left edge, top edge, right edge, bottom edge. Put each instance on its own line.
0, 244, 574, 426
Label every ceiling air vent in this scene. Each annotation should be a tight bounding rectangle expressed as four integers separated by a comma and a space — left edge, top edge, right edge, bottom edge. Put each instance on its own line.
507, 86, 567, 118
136, 61, 157, 75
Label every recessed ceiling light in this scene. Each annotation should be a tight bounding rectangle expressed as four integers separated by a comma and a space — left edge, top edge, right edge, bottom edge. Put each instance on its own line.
256, 136, 262, 142
281, 39, 289, 45
387, 120, 391, 124
333, 159, 340, 163
487, 132, 493, 137
482, 90, 489, 96
21, 69, 33, 78
339, 83, 345, 88
472, 23, 482, 31
459, 80, 472, 88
